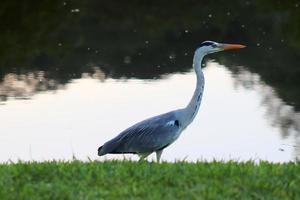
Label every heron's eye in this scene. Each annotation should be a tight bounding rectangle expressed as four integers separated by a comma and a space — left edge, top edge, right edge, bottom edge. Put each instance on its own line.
211, 44, 217, 48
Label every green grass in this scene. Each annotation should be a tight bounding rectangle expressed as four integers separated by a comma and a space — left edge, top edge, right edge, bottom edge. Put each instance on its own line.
0, 160, 299, 200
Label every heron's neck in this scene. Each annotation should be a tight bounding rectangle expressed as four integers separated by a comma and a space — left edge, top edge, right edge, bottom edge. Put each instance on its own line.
182, 54, 205, 127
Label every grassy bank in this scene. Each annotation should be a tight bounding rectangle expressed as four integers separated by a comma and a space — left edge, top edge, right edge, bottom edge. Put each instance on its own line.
0, 160, 299, 199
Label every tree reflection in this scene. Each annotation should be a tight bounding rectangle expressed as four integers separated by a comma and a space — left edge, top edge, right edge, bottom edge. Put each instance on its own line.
231, 66, 300, 160
1, 0, 299, 111
0, 67, 106, 102
0, 72, 62, 102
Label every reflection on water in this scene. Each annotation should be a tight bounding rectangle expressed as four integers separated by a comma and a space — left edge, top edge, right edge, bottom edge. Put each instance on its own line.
81, 67, 106, 82
232, 67, 300, 160
0, 62, 298, 162
1, 0, 300, 162
0, 72, 63, 102
0, 67, 106, 103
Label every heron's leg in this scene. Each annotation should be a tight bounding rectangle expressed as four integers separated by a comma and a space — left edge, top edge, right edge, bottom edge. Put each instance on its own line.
156, 149, 163, 163
138, 153, 151, 161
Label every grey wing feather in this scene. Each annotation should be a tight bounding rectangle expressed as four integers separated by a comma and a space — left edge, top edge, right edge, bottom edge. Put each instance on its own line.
99, 110, 181, 155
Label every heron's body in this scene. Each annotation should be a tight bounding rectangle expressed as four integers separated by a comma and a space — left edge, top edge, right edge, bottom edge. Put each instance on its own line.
99, 110, 182, 155
98, 41, 245, 162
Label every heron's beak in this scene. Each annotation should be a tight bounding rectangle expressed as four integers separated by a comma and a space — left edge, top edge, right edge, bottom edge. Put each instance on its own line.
220, 43, 246, 50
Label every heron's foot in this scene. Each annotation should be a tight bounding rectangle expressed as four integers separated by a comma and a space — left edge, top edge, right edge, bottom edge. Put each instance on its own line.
156, 149, 163, 163
138, 153, 151, 161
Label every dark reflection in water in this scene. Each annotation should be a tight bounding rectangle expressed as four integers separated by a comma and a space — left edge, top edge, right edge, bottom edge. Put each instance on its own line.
0, 0, 300, 161
1, 0, 300, 109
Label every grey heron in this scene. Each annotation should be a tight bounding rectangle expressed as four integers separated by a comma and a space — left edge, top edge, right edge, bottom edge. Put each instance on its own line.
98, 41, 246, 162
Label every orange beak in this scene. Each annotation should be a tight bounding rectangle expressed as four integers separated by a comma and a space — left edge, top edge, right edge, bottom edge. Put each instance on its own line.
221, 44, 246, 50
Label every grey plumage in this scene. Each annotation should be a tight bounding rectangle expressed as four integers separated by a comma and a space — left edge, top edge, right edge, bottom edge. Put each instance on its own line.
97, 41, 246, 162
98, 110, 182, 155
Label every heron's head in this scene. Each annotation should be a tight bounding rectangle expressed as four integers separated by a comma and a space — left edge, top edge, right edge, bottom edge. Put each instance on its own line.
196, 41, 246, 56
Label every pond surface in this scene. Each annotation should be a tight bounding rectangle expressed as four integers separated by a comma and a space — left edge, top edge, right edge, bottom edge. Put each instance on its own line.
0, 0, 300, 162
0, 61, 299, 162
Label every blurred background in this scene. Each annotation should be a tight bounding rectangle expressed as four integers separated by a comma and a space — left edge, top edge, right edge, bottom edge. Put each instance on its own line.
0, 0, 300, 162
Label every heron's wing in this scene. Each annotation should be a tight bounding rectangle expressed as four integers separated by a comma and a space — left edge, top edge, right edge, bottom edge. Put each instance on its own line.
100, 112, 181, 154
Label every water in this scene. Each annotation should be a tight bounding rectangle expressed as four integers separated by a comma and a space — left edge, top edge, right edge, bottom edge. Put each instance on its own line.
1, 0, 300, 162
0, 61, 298, 162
